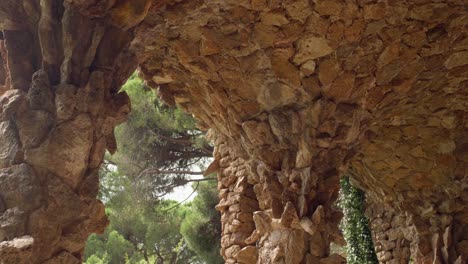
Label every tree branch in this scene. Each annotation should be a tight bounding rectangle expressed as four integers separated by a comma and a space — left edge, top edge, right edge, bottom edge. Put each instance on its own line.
146, 177, 217, 199
149, 128, 213, 156
161, 181, 200, 212
136, 168, 206, 180
150, 129, 195, 145
154, 246, 164, 264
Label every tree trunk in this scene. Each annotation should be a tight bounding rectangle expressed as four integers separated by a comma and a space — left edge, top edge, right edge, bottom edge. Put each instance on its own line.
0, 1, 150, 262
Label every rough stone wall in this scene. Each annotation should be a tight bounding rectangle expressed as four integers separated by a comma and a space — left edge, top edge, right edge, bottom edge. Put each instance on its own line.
210, 131, 346, 264
138, 1, 468, 263
0, 0, 466, 263
367, 202, 411, 264
349, 46, 468, 261
0, 36, 8, 96
214, 135, 258, 263
348, 34, 468, 261
0, 0, 151, 263
136, 0, 468, 263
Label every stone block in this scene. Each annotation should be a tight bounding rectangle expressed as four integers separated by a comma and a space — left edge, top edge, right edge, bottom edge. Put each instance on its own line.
242, 120, 275, 146
0, 164, 42, 212
24, 114, 93, 188
293, 36, 333, 65
225, 245, 241, 259
377, 251, 392, 262
387, 228, 403, 241
0, 121, 20, 169
309, 232, 325, 257
0, 90, 25, 121
319, 254, 346, 264
235, 246, 257, 264
15, 110, 53, 149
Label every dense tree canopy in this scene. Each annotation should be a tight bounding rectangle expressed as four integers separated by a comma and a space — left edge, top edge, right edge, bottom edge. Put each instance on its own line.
84, 75, 222, 264
85, 172, 201, 264
85, 167, 223, 264
112, 74, 213, 199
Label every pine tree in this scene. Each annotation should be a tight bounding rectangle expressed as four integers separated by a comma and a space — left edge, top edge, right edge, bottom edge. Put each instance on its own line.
181, 181, 224, 264
85, 74, 222, 263
111, 73, 213, 199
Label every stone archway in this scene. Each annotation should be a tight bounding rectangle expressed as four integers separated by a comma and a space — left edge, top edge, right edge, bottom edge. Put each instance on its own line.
0, 0, 467, 263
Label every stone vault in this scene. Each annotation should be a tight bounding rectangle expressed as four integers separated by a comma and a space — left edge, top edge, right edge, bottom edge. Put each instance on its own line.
0, 0, 467, 263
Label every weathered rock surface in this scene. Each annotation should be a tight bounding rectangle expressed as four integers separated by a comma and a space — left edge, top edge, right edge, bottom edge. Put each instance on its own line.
134, 1, 467, 263
0, 0, 138, 262
0, 0, 467, 263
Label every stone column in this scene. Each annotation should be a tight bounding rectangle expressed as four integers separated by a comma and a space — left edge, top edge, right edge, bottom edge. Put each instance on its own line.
366, 203, 411, 264
210, 116, 347, 264
0, 1, 151, 262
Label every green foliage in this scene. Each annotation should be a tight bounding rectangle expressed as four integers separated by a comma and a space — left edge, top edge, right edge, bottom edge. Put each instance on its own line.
338, 177, 378, 264
85, 253, 110, 264
114, 74, 210, 172
85, 169, 201, 264
181, 181, 223, 264
107, 231, 137, 263
85, 74, 221, 264
110, 74, 212, 199
85, 234, 106, 262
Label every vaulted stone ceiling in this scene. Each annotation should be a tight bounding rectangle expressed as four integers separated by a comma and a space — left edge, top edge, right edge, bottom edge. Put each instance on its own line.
0, 0, 467, 263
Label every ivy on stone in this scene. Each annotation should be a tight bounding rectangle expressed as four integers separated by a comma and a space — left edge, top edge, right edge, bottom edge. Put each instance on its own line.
338, 176, 378, 264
